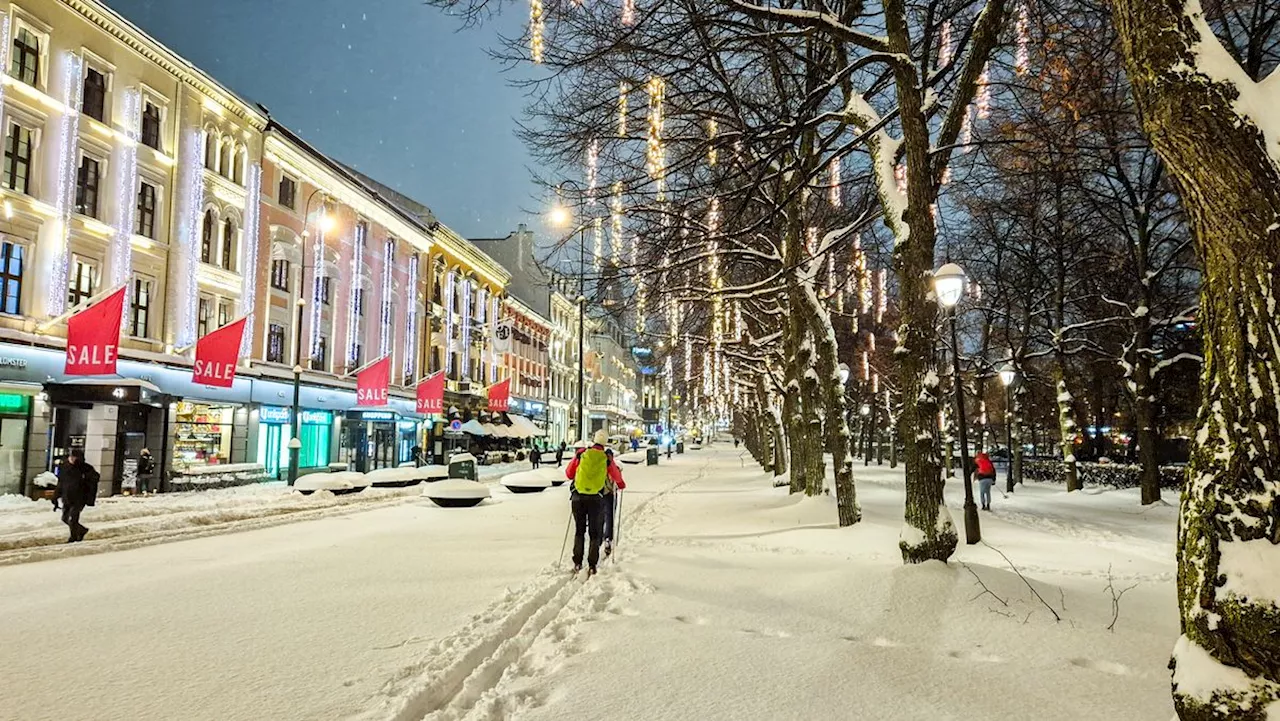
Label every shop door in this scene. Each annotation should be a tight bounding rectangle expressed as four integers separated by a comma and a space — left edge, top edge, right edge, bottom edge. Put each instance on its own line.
261, 424, 283, 479
0, 415, 27, 496
372, 426, 396, 470
115, 432, 146, 496
348, 424, 369, 473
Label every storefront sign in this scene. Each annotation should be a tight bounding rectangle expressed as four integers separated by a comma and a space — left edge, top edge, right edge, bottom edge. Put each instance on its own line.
356, 356, 391, 406
300, 410, 331, 425
397, 421, 418, 431
193, 318, 247, 388
259, 406, 291, 424
417, 371, 445, 415
0, 356, 27, 368
487, 378, 511, 412
494, 321, 513, 354
65, 286, 126, 376
351, 410, 396, 422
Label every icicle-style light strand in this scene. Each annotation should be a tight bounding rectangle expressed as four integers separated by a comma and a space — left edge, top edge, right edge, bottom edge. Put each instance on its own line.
876, 269, 887, 323
174, 128, 206, 347
707, 119, 718, 166
379, 239, 395, 356
829, 156, 842, 207
610, 182, 624, 266
529, 0, 545, 64
586, 139, 599, 205
461, 278, 473, 378
706, 197, 720, 285
618, 81, 629, 137
592, 217, 604, 270
1015, 3, 1030, 76
47, 51, 85, 317
976, 63, 992, 119
939, 21, 953, 67
806, 226, 818, 258
622, 0, 636, 26
404, 255, 420, 379
646, 75, 666, 199
111, 88, 142, 290
960, 105, 973, 149
347, 223, 367, 365
239, 162, 262, 356
309, 213, 327, 363
444, 270, 456, 375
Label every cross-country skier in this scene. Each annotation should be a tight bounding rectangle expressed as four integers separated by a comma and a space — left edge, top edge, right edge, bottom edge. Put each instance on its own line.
564, 430, 612, 575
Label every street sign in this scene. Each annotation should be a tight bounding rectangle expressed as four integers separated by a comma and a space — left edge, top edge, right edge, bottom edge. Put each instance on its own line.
449, 419, 463, 432
656, 424, 664, 433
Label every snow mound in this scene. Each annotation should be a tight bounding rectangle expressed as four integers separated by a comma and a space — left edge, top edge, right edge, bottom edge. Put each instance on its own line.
33, 472, 58, 488
617, 451, 646, 465
295, 472, 369, 494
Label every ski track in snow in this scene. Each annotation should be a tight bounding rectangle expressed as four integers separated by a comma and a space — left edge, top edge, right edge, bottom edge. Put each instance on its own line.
353, 459, 712, 721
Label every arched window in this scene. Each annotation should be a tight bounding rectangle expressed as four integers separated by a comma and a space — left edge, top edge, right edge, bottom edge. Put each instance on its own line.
221, 218, 236, 271
201, 210, 214, 263
221, 143, 233, 178
232, 147, 243, 184
204, 134, 216, 170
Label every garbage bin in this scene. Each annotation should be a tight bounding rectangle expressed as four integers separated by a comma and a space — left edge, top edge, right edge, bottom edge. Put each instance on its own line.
449, 452, 478, 481
647, 447, 659, 466
676, 441, 685, 454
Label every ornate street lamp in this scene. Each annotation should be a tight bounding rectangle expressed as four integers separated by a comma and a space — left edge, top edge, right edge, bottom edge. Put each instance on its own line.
1000, 361, 1019, 493
934, 263, 980, 544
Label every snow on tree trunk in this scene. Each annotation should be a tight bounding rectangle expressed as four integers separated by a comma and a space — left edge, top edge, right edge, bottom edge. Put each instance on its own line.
1009, 385, 1024, 492
1132, 324, 1162, 505
804, 284, 861, 526
1107, 0, 1280, 716
1055, 371, 1081, 492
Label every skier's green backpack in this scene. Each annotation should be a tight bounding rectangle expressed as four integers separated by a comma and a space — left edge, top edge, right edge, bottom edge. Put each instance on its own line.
574, 448, 609, 495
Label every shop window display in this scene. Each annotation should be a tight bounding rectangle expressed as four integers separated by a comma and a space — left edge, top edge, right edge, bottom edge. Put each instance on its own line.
173, 402, 235, 467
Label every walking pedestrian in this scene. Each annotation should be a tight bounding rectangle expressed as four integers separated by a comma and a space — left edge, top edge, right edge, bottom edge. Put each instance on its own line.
601, 448, 627, 557
56, 449, 99, 543
564, 430, 611, 575
974, 451, 997, 511
530, 445, 542, 469
555, 441, 566, 467
137, 448, 155, 494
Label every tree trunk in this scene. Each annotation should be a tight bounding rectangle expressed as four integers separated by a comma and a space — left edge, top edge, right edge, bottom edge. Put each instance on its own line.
1132, 324, 1162, 505
805, 286, 861, 525
1055, 366, 1081, 491
1107, 0, 1280, 716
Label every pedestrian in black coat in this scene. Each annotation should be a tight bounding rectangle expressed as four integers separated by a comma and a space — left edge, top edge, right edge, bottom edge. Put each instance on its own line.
555, 442, 566, 467
530, 446, 542, 469
56, 449, 99, 543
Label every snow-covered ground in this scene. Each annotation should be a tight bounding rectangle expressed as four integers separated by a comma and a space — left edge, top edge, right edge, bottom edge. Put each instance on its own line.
0, 462, 527, 566
0, 449, 1178, 720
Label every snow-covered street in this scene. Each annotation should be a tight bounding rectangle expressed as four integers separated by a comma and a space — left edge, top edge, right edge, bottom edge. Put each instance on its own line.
0, 448, 1178, 720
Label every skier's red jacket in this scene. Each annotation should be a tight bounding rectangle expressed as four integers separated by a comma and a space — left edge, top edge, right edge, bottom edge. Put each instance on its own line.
565, 445, 626, 490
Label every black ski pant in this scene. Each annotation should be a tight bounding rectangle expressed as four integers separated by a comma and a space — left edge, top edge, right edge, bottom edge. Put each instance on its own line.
602, 493, 616, 544
62, 503, 87, 542
571, 493, 606, 569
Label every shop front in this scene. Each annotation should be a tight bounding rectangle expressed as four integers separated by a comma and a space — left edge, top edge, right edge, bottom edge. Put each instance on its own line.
255, 406, 335, 479
342, 409, 420, 472
0, 386, 34, 496
44, 381, 171, 496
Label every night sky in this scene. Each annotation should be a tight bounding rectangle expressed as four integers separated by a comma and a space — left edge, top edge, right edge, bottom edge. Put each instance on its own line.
108, 0, 544, 239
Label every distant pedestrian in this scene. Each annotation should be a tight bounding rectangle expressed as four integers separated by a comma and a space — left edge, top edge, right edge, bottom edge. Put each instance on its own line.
530, 445, 542, 469
137, 448, 155, 494
630, 437, 640, 453
564, 430, 610, 576
733, 437, 740, 448
555, 441, 566, 467
56, 449, 99, 543
974, 452, 997, 511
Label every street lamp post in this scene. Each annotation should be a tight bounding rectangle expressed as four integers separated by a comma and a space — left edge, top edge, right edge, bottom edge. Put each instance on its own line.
548, 182, 589, 443
935, 262, 980, 545
1000, 362, 1018, 493
288, 191, 333, 486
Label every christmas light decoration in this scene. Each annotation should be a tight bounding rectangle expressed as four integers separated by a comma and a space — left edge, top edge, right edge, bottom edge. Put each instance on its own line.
1015, 3, 1030, 76
939, 21, 953, 66
404, 254, 420, 379
960, 105, 973, 148
894, 163, 907, 195
861, 351, 870, 381
826, 253, 835, 296
622, 0, 636, 26
461, 278, 473, 377
610, 182, 624, 265
734, 301, 743, 342
309, 212, 327, 362
707, 197, 720, 284
47, 52, 85, 317
593, 217, 604, 270
829, 156, 842, 207
876, 269, 887, 323
806, 226, 818, 258
529, 0, 545, 63
0, 17, 11, 131
618, 81, 629, 137
586, 139, 599, 205
110, 88, 142, 290
873, 373, 880, 394
444, 270, 456, 375
859, 257, 872, 316
174, 127, 206, 347
347, 222, 367, 365
707, 119, 718, 166
942, 164, 952, 186
684, 336, 692, 386
239, 162, 262, 355
646, 75, 666, 199
379, 239, 395, 357
977, 63, 992, 119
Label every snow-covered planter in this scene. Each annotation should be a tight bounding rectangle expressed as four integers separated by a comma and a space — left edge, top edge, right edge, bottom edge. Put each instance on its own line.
168, 464, 272, 493
500, 470, 552, 494
1022, 459, 1186, 489
295, 471, 369, 496
364, 467, 424, 489
423, 478, 491, 508
32, 472, 58, 489
616, 451, 645, 465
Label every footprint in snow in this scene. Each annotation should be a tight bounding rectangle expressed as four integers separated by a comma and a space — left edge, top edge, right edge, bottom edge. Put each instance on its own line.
1070, 658, 1131, 676
673, 615, 708, 626
946, 649, 1004, 663
871, 637, 901, 648
739, 627, 792, 639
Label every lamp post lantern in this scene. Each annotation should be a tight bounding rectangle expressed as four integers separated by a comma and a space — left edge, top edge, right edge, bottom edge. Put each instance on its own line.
935, 263, 980, 544
1000, 361, 1018, 493
549, 183, 588, 443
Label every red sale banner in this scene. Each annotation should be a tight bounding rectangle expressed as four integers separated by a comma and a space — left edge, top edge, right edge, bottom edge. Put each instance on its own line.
192, 318, 247, 388
65, 287, 126, 376
487, 378, 511, 412
416, 371, 445, 415
356, 355, 391, 406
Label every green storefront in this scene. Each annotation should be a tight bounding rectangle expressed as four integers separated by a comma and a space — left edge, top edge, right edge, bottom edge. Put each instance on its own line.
255, 406, 334, 479
0, 390, 32, 496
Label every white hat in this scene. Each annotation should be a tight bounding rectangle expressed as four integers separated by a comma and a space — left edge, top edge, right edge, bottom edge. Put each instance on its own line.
593, 429, 609, 445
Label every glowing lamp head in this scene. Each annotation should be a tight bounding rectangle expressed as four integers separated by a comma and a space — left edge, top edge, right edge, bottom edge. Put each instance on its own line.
319, 213, 336, 234
999, 363, 1017, 387
549, 204, 572, 228
838, 362, 850, 385
933, 263, 967, 308
860, 404, 871, 417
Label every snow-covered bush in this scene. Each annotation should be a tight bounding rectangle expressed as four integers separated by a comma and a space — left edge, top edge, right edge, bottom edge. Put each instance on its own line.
1022, 459, 1186, 489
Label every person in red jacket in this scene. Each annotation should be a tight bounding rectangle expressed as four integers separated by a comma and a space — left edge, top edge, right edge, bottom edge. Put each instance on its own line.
974, 452, 997, 511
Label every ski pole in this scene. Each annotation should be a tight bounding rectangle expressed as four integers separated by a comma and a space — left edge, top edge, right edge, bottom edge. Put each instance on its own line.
558, 505, 573, 567
612, 490, 623, 563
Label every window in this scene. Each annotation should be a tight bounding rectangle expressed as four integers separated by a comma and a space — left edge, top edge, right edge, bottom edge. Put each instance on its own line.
141, 102, 161, 150
266, 323, 285, 363
278, 175, 296, 209
201, 211, 214, 263
221, 218, 235, 270
3, 123, 33, 195
11, 28, 39, 87
0, 242, 24, 315
75, 156, 101, 218
67, 259, 95, 308
82, 67, 106, 122
313, 335, 327, 368
270, 259, 290, 291
130, 277, 151, 338
204, 136, 216, 170
321, 276, 331, 305
197, 297, 210, 338
218, 301, 231, 328
430, 346, 441, 373
135, 182, 156, 238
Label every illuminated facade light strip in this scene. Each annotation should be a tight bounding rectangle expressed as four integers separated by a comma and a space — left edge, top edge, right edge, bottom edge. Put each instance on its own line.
461, 278, 473, 377
46, 52, 85, 317
309, 220, 326, 362
347, 222, 366, 365
110, 88, 142, 290
444, 270, 456, 375
379, 239, 395, 357
404, 255, 420, 379
173, 128, 206, 347
239, 162, 262, 356
0, 18, 11, 158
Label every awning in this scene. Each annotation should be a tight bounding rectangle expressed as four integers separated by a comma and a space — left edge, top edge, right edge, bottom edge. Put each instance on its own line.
484, 423, 508, 438
460, 419, 489, 436
509, 415, 545, 437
